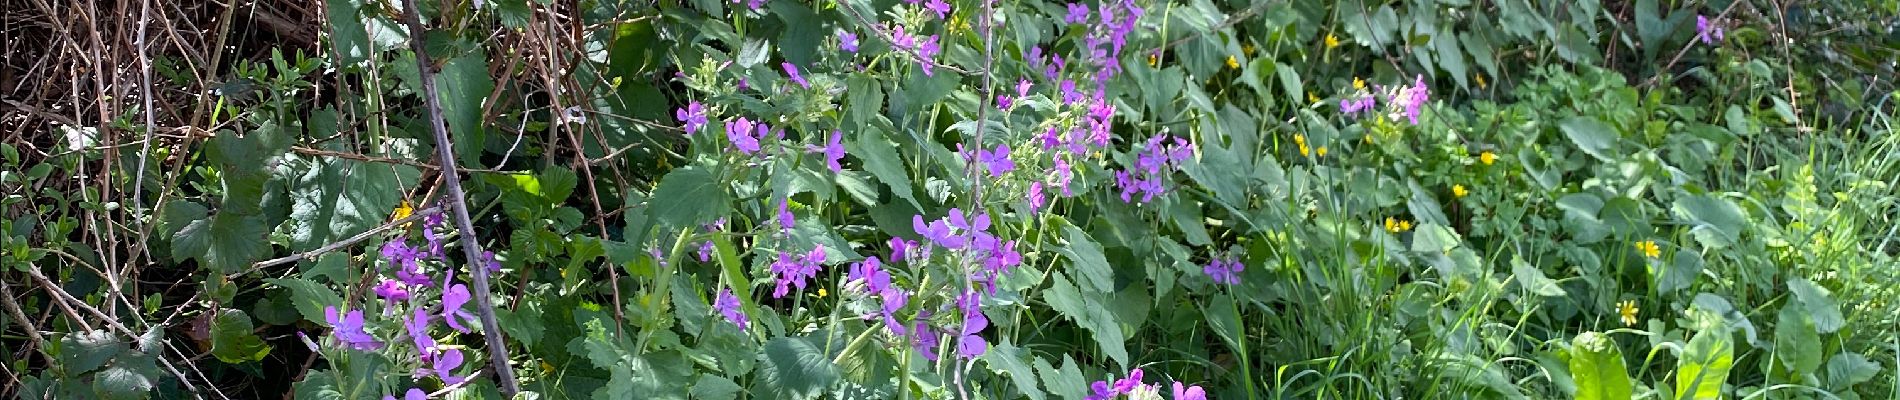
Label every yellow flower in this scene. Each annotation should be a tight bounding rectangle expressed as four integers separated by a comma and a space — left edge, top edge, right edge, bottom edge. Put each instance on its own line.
1475, 73, 1488, 89
1293, 133, 1306, 145
1452, 184, 1468, 198
391, 200, 416, 230
1384, 217, 1413, 233
1148, 53, 1158, 66
817, 287, 829, 298
1479, 151, 1497, 165
1307, 91, 1319, 104
1634, 240, 1661, 258
1353, 76, 1366, 90
1298, 143, 1310, 157
1226, 55, 1240, 70
1617, 300, 1640, 326
1325, 33, 1340, 49
1315, 146, 1328, 157
1243, 42, 1256, 55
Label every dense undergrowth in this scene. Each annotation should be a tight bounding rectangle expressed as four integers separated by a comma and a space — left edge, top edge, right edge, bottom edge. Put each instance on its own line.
2, 0, 1898, 399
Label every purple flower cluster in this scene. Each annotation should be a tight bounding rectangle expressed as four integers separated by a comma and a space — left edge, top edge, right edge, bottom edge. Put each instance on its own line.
770, 245, 829, 298
730, 0, 766, 11
847, 256, 910, 335
1203, 254, 1244, 285
676, 101, 708, 135
1062, 0, 1145, 80
808, 130, 846, 173
1085, 368, 1207, 400
1696, 14, 1724, 45
782, 63, 810, 89
1339, 94, 1376, 116
953, 291, 989, 359
324, 306, 383, 351
725, 117, 767, 155
913, 209, 1022, 293
1112, 134, 1194, 204
839, 31, 860, 53
1389, 75, 1430, 125
889, 25, 943, 76
961, 143, 1015, 178
713, 288, 749, 331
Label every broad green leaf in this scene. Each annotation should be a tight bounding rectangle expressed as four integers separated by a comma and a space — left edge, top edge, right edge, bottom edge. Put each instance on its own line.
437, 53, 495, 168
1787, 278, 1844, 333
1411, 223, 1461, 253
982, 343, 1045, 400
650, 166, 731, 229
1774, 304, 1822, 375
285, 158, 412, 252
1042, 274, 1128, 368
210, 309, 271, 364
1057, 223, 1115, 293
58, 329, 122, 373
538, 166, 578, 203
92, 356, 159, 400
1825, 353, 1882, 390
1675, 324, 1734, 400
1035, 354, 1088, 400
1203, 296, 1242, 351
1658, 250, 1704, 293
174, 210, 271, 273
1672, 194, 1747, 249
164, 201, 209, 263
264, 278, 345, 325
1568, 332, 1632, 400
756, 336, 839, 400
691, 374, 743, 400
1559, 116, 1619, 162
325, 0, 372, 65
1511, 257, 1567, 297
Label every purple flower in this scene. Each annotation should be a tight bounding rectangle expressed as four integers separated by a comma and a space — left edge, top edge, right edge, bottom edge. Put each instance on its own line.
697, 241, 715, 262
417, 348, 467, 385
725, 118, 762, 154
405, 307, 436, 354
911, 319, 941, 361
782, 62, 810, 89
1203, 255, 1244, 285
889, 237, 921, 261
964, 143, 1014, 177
1173, 382, 1207, 400
879, 289, 909, 335
324, 306, 383, 351
996, 94, 1014, 110
441, 284, 479, 333
848, 257, 891, 295
373, 279, 411, 302
1340, 95, 1376, 116
1389, 75, 1430, 124
770, 245, 828, 298
1027, 183, 1046, 213
777, 199, 796, 232
1065, 3, 1090, 24
730, 0, 765, 11
924, 0, 951, 19
1015, 79, 1033, 98
917, 35, 942, 76
676, 101, 708, 134
713, 288, 749, 331
1696, 14, 1724, 45
840, 31, 860, 53
382, 241, 429, 285
1060, 80, 1081, 105
914, 214, 965, 249
382, 388, 428, 400
1114, 368, 1146, 394
479, 250, 502, 274
809, 130, 845, 173
1087, 381, 1115, 400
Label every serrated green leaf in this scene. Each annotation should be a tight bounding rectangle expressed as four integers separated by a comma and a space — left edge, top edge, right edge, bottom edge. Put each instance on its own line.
264, 278, 345, 325
539, 166, 578, 203
1569, 332, 1632, 400
437, 53, 494, 168
1058, 223, 1114, 293
650, 166, 730, 229
165, 201, 209, 263
1042, 274, 1128, 368
286, 158, 411, 252
210, 309, 272, 364
852, 128, 919, 209
58, 329, 122, 373
1559, 116, 1619, 162
756, 336, 839, 400
1203, 295, 1242, 351
691, 374, 743, 400
1035, 354, 1087, 400
982, 343, 1045, 400
1786, 278, 1844, 334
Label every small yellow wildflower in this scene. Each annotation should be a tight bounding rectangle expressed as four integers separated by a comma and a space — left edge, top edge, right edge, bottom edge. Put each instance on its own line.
817, 287, 829, 298
1307, 91, 1319, 104
392, 200, 414, 221
1634, 240, 1661, 258
1315, 146, 1328, 157
1384, 217, 1413, 233
1452, 184, 1468, 198
1353, 76, 1366, 90
1226, 55, 1240, 69
1325, 33, 1340, 49
1617, 300, 1639, 326
1475, 73, 1488, 89
1298, 143, 1310, 157
1293, 133, 1306, 145
1243, 42, 1256, 55
1479, 151, 1497, 165
1148, 53, 1158, 66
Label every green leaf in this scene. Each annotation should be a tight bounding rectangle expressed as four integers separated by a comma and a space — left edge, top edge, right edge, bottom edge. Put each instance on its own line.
1559, 116, 1619, 162
981, 343, 1045, 400
756, 336, 839, 400
1675, 324, 1735, 400
1569, 332, 1633, 400
1203, 295, 1243, 351
649, 166, 730, 229
285, 158, 412, 252
538, 166, 578, 203
1787, 278, 1844, 333
325, 0, 372, 65
264, 278, 345, 325
210, 309, 272, 364
1672, 194, 1747, 249
175, 211, 271, 273
1057, 223, 1115, 293
164, 201, 209, 263
92, 360, 158, 400
852, 128, 919, 208
691, 374, 743, 400
1774, 304, 1822, 375
1035, 354, 1087, 400
1411, 223, 1462, 253
1511, 257, 1566, 297
437, 53, 495, 168
1658, 250, 1704, 294
1825, 353, 1882, 390
58, 329, 123, 373
1042, 274, 1128, 368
